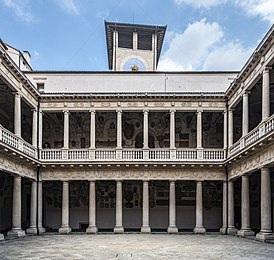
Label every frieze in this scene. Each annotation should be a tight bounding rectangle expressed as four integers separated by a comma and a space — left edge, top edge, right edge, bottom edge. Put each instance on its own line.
41, 167, 225, 181
228, 143, 274, 180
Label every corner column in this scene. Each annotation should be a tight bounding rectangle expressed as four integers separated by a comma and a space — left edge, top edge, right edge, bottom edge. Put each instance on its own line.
193, 181, 205, 234
237, 175, 254, 237
26, 181, 37, 234
220, 181, 227, 234
114, 180, 124, 233
228, 109, 234, 148
262, 67, 270, 121
14, 93, 21, 137
256, 167, 274, 241
223, 110, 228, 150
168, 181, 178, 233
32, 109, 38, 147
7, 176, 26, 237
141, 180, 151, 233
38, 109, 43, 149
227, 180, 238, 235
86, 181, 98, 233
242, 92, 249, 136
58, 181, 71, 234
38, 181, 45, 233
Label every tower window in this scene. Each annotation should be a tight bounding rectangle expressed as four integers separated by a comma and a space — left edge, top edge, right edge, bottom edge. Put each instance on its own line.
138, 32, 152, 51
118, 31, 133, 49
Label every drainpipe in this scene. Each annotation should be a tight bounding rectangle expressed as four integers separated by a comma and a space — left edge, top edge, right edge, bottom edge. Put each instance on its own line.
36, 96, 41, 235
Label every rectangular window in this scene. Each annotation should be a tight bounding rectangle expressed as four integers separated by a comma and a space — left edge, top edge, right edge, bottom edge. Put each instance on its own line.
138, 32, 152, 50
118, 31, 133, 49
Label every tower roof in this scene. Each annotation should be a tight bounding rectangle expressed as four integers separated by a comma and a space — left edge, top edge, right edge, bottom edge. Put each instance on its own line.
105, 21, 167, 70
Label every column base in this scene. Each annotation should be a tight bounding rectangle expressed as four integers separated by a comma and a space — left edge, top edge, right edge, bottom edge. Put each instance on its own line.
141, 226, 151, 234
220, 226, 227, 235
38, 227, 46, 234
227, 227, 238, 235
256, 231, 274, 241
0, 234, 4, 241
58, 226, 71, 234
237, 229, 255, 237
113, 226, 124, 234
7, 229, 26, 238
86, 226, 98, 234
26, 227, 37, 235
167, 226, 178, 234
193, 226, 206, 234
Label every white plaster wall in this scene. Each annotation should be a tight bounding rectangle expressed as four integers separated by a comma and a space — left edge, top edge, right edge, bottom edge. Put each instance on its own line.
26, 72, 237, 93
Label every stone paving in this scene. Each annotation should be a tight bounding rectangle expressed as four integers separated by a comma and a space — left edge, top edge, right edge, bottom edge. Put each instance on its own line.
0, 234, 274, 259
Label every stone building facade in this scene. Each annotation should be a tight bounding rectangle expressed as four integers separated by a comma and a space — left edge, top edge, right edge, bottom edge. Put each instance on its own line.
0, 22, 274, 242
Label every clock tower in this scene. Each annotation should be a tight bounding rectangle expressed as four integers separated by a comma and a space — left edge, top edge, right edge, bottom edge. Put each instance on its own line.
105, 21, 166, 71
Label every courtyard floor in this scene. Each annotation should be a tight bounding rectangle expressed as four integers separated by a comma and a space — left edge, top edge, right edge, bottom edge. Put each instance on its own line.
0, 234, 274, 259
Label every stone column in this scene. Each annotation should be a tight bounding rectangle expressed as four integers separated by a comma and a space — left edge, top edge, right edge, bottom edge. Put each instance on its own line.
262, 67, 270, 122
86, 181, 97, 234
237, 175, 254, 237
59, 181, 71, 233
14, 93, 21, 137
143, 110, 149, 149
256, 167, 274, 241
63, 111, 69, 149
32, 109, 38, 147
114, 180, 124, 233
242, 92, 249, 136
168, 181, 178, 233
26, 181, 37, 234
38, 181, 45, 233
141, 180, 151, 233
116, 110, 122, 149
194, 181, 205, 234
170, 110, 176, 149
227, 180, 238, 235
90, 110, 96, 149
228, 109, 234, 148
7, 176, 25, 237
220, 181, 227, 234
223, 110, 228, 150
196, 110, 202, 149
38, 110, 43, 149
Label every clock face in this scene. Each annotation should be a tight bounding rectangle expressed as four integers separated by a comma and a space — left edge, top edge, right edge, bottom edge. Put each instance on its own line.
123, 57, 146, 71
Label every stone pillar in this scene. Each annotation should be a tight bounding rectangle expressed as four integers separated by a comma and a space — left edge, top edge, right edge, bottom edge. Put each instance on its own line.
32, 109, 38, 147
116, 110, 122, 149
26, 181, 37, 234
86, 181, 97, 234
196, 110, 202, 149
242, 92, 249, 136
194, 181, 205, 234
220, 181, 227, 234
262, 67, 270, 122
141, 180, 151, 233
227, 180, 238, 235
63, 111, 69, 149
59, 181, 71, 234
38, 110, 43, 149
90, 110, 96, 149
256, 167, 274, 241
7, 176, 25, 237
14, 93, 21, 137
133, 32, 138, 50
223, 110, 228, 150
228, 109, 234, 148
170, 110, 176, 149
114, 180, 124, 233
143, 110, 149, 149
237, 175, 254, 237
38, 181, 45, 233
168, 181, 178, 233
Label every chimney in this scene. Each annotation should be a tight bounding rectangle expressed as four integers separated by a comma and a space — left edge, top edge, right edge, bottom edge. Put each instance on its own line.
23, 51, 31, 65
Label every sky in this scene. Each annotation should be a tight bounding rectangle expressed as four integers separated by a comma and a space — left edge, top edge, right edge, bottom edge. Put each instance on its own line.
0, 0, 273, 72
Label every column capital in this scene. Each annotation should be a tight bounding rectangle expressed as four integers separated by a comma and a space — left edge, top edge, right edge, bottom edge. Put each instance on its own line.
13, 92, 21, 97
63, 110, 70, 114
89, 109, 96, 114
263, 66, 271, 74
242, 91, 251, 97
170, 109, 176, 114
223, 109, 228, 114
116, 109, 122, 114
31, 108, 38, 113
196, 109, 203, 114
143, 109, 149, 114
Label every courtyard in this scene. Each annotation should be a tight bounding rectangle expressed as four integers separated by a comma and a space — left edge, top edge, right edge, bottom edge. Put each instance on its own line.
0, 234, 274, 259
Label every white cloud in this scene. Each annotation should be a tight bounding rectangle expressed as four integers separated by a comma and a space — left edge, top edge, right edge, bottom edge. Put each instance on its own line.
235, 0, 274, 24
174, 0, 226, 9
1, 0, 33, 23
96, 10, 110, 20
55, 0, 80, 15
158, 19, 253, 71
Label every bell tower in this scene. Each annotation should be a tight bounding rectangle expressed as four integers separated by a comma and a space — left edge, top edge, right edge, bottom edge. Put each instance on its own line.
105, 21, 166, 71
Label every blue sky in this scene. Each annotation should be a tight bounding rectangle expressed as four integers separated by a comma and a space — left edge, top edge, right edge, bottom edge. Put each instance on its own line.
0, 0, 273, 71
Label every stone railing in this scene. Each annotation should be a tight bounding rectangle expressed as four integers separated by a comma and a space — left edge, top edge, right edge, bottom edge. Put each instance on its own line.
229, 114, 274, 156
0, 124, 37, 158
